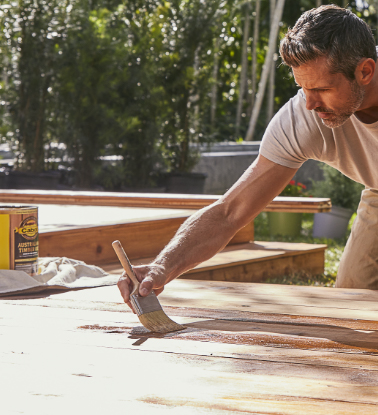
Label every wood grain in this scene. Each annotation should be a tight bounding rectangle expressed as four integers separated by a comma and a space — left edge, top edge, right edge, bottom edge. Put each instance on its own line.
39, 216, 189, 264
103, 241, 326, 282
39, 216, 254, 264
184, 241, 326, 281
1, 282, 378, 414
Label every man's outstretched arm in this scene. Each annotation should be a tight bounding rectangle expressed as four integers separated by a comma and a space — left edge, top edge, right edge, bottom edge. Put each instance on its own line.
118, 155, 298, 305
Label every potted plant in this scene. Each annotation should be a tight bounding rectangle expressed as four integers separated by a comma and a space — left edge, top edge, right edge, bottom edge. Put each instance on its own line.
268, 180, 308, 237
160, 140, 207, 194
311, 165, 364, 238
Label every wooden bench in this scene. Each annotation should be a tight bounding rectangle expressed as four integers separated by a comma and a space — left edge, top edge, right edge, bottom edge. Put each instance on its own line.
0, 190, 331, 281
0, 189, 332, 212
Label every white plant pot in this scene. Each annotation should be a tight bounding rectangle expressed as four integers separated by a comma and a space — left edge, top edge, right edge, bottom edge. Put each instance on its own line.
312, 205, 353, 239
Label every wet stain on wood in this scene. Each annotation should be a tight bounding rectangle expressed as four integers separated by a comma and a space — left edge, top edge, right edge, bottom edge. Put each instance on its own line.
4, 282, 378, 414
78, 314, 378, 354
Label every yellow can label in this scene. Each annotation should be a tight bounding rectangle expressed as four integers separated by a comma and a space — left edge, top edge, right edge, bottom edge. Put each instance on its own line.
0, 214, 10, 269
0, 206, 38, 275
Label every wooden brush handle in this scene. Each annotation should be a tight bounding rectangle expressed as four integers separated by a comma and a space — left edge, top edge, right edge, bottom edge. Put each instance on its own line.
112, 240, 139, 296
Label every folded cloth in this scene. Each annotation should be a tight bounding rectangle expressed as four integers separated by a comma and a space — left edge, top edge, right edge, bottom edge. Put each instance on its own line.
0, 257, 118, 296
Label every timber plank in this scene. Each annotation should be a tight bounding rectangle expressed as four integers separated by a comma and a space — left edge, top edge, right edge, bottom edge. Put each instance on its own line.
2, 337, 378, 415
0, 189, 332, 212
6, 281, 378, 319
3, 300, 378, 354
35, 204, 197, 232
2, 286, 378, 415
1, 303, 378, 372
183, 241, 326, 281
1, 296, 378, 361
6, 279, 378, 320
103, 241, 326, 282
187, 241, 327, 270
64, 280, 378, 320
38, 213, 254, 263
39, 216, 192, 264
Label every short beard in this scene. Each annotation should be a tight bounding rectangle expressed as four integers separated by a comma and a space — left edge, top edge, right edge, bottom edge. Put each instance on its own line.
317, 81, 365, 129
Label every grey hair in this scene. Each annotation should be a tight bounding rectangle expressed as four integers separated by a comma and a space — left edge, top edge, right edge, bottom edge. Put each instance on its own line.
280, 5, 377, 80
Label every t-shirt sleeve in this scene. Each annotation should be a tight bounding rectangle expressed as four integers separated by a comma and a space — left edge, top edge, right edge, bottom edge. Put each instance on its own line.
260, 90, 324, 169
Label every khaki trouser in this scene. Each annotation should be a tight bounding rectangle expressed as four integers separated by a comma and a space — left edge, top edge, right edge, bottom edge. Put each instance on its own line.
336, 188, 378, 289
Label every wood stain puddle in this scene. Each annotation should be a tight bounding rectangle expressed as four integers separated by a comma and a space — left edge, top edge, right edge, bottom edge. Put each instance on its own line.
78, 312, 378, 354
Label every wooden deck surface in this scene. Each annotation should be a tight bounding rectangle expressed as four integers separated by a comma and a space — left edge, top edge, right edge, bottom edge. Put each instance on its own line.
1, 281, 378, 414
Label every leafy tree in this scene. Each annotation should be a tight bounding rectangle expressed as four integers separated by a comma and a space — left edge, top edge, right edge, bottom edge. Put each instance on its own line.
0, 0, 376, 189
0, 0, 65, 172
156, 0, 226, 172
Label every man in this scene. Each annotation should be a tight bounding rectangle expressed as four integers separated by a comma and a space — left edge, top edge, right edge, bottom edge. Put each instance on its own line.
118, 5, 378, 306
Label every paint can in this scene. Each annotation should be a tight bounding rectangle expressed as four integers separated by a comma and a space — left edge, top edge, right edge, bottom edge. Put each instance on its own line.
0, 206, 39, 276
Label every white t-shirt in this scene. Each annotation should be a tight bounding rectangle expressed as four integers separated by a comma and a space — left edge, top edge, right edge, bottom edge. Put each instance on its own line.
260, 89, 378, 189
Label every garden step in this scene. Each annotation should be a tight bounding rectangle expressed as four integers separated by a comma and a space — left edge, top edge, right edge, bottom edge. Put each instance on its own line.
103, 241, 327, 283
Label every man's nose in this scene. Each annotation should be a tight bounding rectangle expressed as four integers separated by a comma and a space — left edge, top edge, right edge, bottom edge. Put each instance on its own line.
305, 92, 322, 111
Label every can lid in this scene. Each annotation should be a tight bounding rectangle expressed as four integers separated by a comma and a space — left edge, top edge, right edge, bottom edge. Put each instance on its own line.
0, 206, 38, 214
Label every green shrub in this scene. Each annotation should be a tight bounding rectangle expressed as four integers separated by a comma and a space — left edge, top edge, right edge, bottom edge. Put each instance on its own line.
311, 164, 364, 211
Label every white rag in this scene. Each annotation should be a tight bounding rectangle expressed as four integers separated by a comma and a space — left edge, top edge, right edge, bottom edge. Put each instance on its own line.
0, 257, 118, 296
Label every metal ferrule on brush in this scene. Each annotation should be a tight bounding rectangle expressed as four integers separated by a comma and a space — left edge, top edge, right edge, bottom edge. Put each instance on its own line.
130, 292, 162, 316
112, 240, 185, 333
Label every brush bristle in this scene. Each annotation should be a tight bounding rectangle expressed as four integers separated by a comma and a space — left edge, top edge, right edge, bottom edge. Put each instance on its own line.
139, 310, 185, 333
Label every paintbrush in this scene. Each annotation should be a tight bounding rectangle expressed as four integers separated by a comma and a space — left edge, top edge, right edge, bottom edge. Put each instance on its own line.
112, 240, 185, 333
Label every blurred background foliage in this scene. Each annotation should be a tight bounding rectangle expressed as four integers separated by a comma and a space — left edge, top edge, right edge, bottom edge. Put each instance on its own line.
0, 0, 376, 188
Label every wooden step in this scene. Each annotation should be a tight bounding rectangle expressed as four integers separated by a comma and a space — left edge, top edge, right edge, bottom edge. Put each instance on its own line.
103, 241, 327, 283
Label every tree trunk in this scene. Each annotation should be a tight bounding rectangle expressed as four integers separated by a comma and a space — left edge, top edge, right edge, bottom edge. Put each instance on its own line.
266, 0, 276, 126
245, 0, 285, 141
316, 0, 321, 7
189, 45, 201, 140
210, 37, 220, 128
192, 46, 200, 133
179, 45, 200, 171
248, 0, 260, 116
235, 2, 251, 139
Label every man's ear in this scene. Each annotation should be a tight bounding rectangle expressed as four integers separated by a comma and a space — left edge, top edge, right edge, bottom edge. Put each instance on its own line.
355, 58, 375, 86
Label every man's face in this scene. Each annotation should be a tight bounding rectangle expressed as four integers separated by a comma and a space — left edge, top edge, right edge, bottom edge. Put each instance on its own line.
293, 56, 365, 128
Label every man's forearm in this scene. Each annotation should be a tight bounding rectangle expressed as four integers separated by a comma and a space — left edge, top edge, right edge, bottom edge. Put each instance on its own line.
152, 201, 242, 283
117, 155, 298, 303
150, 156, 299, 285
